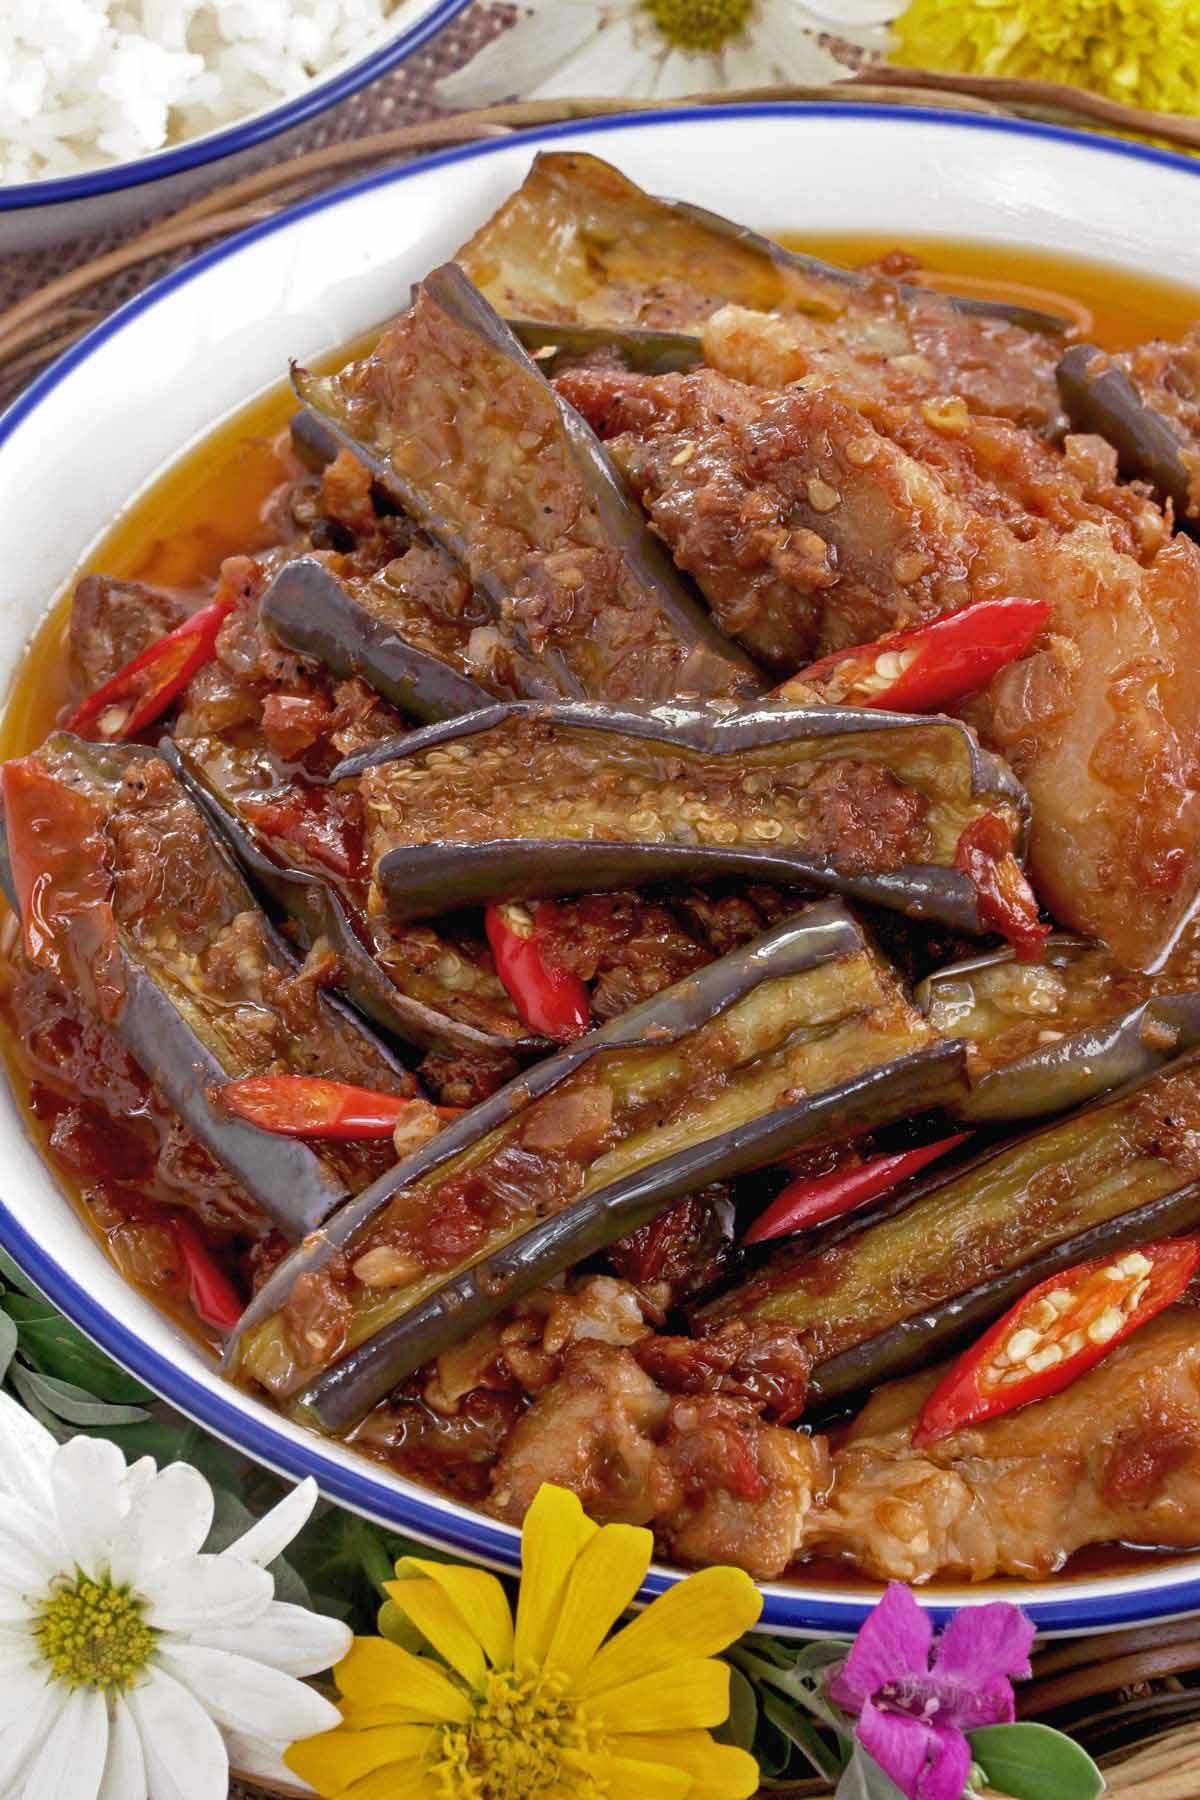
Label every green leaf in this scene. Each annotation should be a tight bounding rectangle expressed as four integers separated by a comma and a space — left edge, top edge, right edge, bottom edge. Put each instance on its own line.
9, 1364, 150, 1427
16, 1316, 153, 1403
836, 1744, 909, 1800
760, 1689, 844, 1782
715, 1664, 758, 1754
0, 1248, 46, 1300
969, 1723, 1105, 1800
0, 1309, 17, 1384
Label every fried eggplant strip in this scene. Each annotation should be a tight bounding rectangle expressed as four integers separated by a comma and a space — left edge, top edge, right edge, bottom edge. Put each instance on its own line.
294, 264, 762, 705
0, 736, 414, 1236
228, 901, 967, 1409
919, 937, 1200, 1121
163, 736, 541, 1058
340, 699, 1032, 942
706, 1055, 1200, 1408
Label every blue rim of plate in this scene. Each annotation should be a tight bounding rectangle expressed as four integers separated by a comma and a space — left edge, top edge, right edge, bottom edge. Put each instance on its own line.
4, 102, 1200, 1635
0, 0, 471, 212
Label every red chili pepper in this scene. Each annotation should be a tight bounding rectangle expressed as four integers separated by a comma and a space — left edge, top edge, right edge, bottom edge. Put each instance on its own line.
913, 1235, 1200, 1446
777, 596, 1050, 713
954, 811, 1049, 961
66, 593, 236, 740
171, 1218, 245, 1333
743, 1133, 971, 1245
485, 901, 591, 1043
218, 1076, 456, 1140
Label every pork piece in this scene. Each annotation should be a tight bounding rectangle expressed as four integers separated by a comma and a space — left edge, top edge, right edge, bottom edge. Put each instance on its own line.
68, 574, 195, 699
562, 360, 1200, 968
704, 306, 1165, 564
558, 362, 1004, 669
810, 1308, 1200, 1582
487, 1340, 828, 1578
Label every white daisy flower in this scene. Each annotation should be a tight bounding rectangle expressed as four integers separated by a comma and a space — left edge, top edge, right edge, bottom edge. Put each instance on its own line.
0, 1394, 351, 1800
437, 0, 898, 109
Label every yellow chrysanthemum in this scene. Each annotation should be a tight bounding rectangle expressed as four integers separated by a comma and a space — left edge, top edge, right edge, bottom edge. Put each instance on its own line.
284, 1484, 762, 1800
892, 0, 1200, 120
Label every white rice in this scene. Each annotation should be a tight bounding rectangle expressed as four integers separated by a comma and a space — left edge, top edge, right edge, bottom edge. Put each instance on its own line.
0, 0, 410, 185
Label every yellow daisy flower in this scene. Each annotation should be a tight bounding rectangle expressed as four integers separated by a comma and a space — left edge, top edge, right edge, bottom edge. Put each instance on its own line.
284, 1484, 762, 1799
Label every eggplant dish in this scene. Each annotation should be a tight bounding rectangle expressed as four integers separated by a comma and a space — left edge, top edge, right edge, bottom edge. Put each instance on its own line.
6, 154, 1200, 1587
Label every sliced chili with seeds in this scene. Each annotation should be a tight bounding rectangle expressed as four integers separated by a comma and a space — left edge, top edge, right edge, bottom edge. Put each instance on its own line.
485, 901, 591, 1043
777, 596, 1050, 713
743, 1133, 970, 1244
914, 1235, 1200, 1446
67, 592, 236, 741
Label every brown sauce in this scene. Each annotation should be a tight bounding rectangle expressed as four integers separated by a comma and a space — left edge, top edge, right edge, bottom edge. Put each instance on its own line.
1, 240, 1199, 1588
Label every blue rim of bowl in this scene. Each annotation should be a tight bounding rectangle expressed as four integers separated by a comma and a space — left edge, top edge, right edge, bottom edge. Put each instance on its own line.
4, 101, 1200, 1634
0, 0, 472, 212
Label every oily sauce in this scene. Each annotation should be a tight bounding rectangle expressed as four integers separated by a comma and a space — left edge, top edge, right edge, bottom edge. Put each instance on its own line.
1, 240, 1199, 1583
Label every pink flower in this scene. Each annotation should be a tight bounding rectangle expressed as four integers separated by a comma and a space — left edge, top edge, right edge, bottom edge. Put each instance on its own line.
826, 1584, 1035, 1800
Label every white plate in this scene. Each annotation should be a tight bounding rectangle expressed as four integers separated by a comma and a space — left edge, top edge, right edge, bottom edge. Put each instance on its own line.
3, 105, 1200, 1636
0, 0, 470, 250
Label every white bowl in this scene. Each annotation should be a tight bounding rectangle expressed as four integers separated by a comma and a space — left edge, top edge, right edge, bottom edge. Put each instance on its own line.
3, 105, 1200, 1637
0, 0, 471, 252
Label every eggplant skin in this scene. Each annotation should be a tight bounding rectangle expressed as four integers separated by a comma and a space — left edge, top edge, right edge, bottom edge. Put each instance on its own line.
808, 1179, 1200, 1412
261, 558, 494, 725
0, 736, 412, 1241
707, 1051, 1200, 1404
295, 264, 763, 706
296, 1040, 968, 1435
1057, 343, 1197, 527
918, 938, 1200, 1123
456, 150, 1071, 338
224, 898, 873, 1361
340, 698, 1029, 937
161, 738, 543, 1061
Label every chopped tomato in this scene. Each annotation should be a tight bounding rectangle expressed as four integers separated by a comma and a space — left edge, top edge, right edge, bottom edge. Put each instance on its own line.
914, 1236, 1200, 1446
0, 757, 123, 1017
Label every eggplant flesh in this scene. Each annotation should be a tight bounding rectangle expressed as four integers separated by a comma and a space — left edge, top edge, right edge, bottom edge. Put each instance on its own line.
1057, 343, 1199, 530
456, 151, 1071, 338
294, 264, 762, 707
918, 936, 1200, 1122
261, 558, 500, 723
342, 699, 1030, 937
298, 1040, 966, 1435
3, 736, 412, 1238
706, 1054, 1200, 1398
162, 737, 542, 1060
229, 899, 967, 1403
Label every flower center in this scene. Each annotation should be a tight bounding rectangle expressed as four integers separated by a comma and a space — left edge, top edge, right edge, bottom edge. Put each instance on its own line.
34, 1573, 156, 1692
642, 0, 755, 52
431, 1666, 606, 1800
